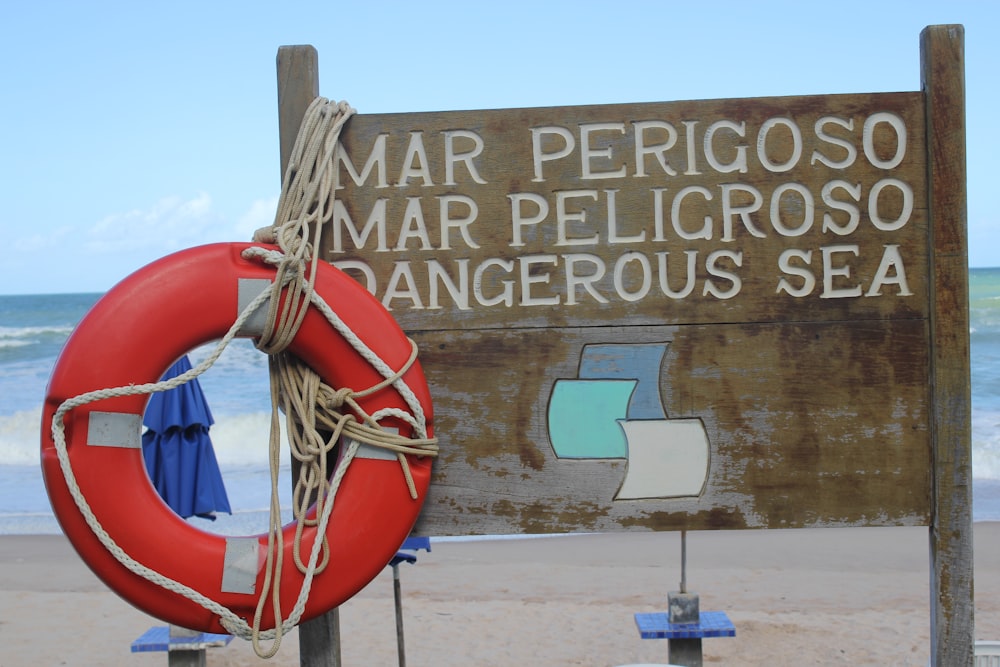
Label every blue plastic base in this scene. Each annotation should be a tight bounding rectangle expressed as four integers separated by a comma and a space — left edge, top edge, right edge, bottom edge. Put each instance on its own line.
130, 626, 233, 653
634, 610, 736, 639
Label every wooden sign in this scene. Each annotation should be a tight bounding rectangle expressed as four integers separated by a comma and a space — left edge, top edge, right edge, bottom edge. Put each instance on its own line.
325, 88, 936, 536
277, 23, 970, 666
331, 96, 923, 329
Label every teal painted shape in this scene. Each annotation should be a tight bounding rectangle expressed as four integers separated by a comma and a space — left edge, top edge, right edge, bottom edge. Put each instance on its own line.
579, 343, 668, 420
547, 379, 636, 458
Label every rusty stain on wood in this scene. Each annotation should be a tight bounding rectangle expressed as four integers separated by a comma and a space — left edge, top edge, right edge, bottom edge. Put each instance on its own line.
411, 318, 931, 536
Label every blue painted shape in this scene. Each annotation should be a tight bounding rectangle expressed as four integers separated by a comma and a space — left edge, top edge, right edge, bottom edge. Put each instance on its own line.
548, 379, 635, 458
579, 343, 668, 419
633, 611, 736, 639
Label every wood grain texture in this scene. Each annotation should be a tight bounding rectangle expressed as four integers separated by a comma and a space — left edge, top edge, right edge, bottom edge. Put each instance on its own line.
271, 33, 966, 541
327, 92, 926, 333
273, 24, 971, 664
276, 45, 319, 179
319, 90, 934, 534
921, 24, 973, 667
410, 319, 931, 536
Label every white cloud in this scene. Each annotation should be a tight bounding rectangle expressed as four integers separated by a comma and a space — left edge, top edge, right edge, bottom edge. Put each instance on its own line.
233, 195, 280, 241
84, 192, 221, 254
3, 193, 247, 294
12, 225, 74, 253
6, 189, 337, 293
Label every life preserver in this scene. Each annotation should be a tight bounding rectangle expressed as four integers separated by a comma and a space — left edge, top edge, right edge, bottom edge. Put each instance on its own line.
40, 242, 434, 634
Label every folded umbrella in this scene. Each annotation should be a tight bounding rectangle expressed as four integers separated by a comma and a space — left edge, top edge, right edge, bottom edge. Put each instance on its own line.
142, 355, 231, 520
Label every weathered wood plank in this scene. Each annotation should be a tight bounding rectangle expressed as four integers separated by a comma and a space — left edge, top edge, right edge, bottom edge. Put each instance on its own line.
276, 45, 319, 182
316, 88, 935, 535
327, 92, 927, 332
921, 24, 973, 667
411, 318, 931, 536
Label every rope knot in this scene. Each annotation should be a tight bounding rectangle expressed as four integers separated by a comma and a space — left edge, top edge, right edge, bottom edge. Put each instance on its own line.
327, 386, 354, 409
241, 246, 285, 266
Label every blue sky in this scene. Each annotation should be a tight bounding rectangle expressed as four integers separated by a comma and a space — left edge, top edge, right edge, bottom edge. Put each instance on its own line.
2, 0, 997, 295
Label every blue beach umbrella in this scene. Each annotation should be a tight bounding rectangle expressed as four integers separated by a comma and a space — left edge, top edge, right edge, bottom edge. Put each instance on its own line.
142, 355, 231, 520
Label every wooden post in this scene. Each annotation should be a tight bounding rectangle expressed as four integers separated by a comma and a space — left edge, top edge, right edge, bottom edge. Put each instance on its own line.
276, 44, 341, 667
922, 25, 973, 667
166, 625, 208, 667
277, 45, 319, 184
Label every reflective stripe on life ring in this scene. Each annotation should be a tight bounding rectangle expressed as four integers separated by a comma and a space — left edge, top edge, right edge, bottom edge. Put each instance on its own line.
40, 242, 434, 634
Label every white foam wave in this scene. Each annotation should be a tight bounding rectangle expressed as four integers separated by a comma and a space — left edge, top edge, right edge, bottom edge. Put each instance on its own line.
185, 339, 272, 416
0, 324, 73, 339
0, 408, 287, 467
209, 412, 290, 466
0, 409, 42, 465
973, 409, 1000, 480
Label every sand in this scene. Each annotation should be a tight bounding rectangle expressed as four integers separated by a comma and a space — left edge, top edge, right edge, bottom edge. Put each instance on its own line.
1, 525, 999, 666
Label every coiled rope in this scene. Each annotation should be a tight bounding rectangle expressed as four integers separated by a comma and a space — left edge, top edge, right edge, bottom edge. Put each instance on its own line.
50, 98, 438, 659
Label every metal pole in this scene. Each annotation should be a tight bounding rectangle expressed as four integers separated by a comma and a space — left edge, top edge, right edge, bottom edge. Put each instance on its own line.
393, 563, 407, 667
680, 530, 687, 594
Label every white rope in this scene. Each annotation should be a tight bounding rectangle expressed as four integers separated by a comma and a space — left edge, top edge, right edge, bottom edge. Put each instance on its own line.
51, 98, 437, 658
244, 247, 431, 440
49, 284, 304, 639
240, 98, 367, 656
49, 246, 435, 645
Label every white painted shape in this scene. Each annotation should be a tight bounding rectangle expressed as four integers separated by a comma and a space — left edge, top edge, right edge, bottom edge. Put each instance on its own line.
353, 441, 399, 461
87, 411, 142, 448
237, 278, 272, 337
345, 426, 400, 461
221, 537, 261, 594
615, 419, 709, 500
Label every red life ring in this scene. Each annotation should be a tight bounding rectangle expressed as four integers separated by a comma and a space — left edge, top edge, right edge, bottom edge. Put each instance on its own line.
40, 242, 434, 634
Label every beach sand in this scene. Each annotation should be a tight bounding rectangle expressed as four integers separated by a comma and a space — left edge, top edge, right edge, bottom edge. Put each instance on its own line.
2, 525, 999, 666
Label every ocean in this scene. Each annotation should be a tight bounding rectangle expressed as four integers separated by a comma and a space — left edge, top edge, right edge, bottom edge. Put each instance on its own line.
3, 270, 1000, 535
0, 292, 295, 536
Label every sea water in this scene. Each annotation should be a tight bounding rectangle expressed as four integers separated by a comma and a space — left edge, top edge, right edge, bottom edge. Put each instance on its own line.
3, 270, 1000, 535
0, 292, 293, 535
971, 268, 1000, 517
